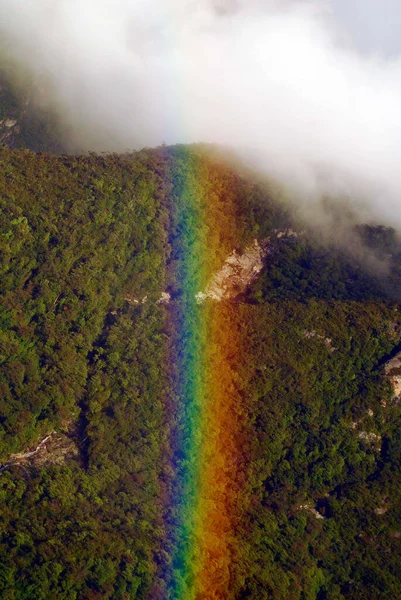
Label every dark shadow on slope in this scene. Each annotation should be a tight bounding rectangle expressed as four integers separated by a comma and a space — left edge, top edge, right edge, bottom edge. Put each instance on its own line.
246, 233, 401, 304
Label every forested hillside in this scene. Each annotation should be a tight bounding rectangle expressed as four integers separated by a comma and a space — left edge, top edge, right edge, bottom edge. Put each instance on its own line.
1, 144, 401, 599
0, 70, 64, 153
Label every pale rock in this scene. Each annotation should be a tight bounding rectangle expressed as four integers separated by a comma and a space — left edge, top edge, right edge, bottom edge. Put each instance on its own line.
384, 351, 401, 402
298, 504, 325, 520
196, 238, 268, 303
358, 431, 381, 446
0, 431, 79, 471
157, 292, 171, 305
303, 330, 336, 352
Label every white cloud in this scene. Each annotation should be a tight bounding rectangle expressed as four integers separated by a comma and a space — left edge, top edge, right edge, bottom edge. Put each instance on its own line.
1, 0, 401, 225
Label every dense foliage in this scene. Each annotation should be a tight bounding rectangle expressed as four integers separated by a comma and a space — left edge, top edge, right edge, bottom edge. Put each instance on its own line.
0, 145, 401, 598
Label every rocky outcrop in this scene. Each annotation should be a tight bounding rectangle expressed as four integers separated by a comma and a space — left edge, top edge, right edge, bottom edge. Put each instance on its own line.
0, 117, 20, 146
349, 408, 381, 451
157, 292, 171, 305
375, 506, 389, 516
303, 330, 336, 352
384, 351, 401, 403
298, 504, 325, 520
0, 71, 64, 152
196, 229, 304, 303
196, 239, 269, 303
122, 230, 302, 307
358, 431, 381, 448
275, 228, 300, 239
124, 294, 148, 305
0, 430, 79, 472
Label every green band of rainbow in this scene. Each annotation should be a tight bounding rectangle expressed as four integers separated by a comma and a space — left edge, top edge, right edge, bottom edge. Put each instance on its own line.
163, 151, 248, 598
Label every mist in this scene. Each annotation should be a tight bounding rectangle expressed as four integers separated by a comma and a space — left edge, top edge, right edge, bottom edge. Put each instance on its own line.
1, 0, 401, 227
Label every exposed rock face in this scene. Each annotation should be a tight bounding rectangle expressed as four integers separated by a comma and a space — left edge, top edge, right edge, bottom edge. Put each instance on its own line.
3, 118, 17, 128
196, 239, 269, 303
0, 73, 22, 147
0, 117, 20, 146
0, 71, 65, 152
0, 431, 79, 471
276, 228, 299, 239
358, 431, 381, 446
348, 410, 381, 451
124, 294, 147, 305
303, 330, 336, 352
157, 292, 171, 305
351, 409, 375, 430
384, 351, 401, 403
298, 504, 325, 520
123, 230, 301, 307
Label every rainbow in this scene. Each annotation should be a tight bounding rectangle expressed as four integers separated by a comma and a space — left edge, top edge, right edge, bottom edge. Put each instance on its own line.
162, 151, 249, 599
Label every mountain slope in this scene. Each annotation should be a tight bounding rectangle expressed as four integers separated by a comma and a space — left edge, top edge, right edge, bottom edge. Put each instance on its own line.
0, 70, 65, 153
0, 145, 401, 598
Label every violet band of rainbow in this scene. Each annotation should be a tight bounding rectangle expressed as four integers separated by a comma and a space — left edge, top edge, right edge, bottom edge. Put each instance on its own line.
164, 155, 245, 598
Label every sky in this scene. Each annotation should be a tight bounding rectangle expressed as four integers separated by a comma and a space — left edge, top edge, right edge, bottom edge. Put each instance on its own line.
331, 0, 401, 57
1, 0, 401, 226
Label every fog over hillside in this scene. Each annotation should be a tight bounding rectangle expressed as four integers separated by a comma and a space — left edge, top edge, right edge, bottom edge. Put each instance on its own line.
1, 0, 401, 225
